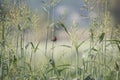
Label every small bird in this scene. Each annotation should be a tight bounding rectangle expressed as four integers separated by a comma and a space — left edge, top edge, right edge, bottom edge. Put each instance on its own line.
51, 36, 57, 42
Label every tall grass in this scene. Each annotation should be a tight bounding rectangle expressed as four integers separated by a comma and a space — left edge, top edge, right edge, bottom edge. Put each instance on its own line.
0, 0, 120, 80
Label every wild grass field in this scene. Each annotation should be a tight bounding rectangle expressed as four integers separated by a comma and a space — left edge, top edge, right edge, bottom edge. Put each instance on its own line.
0, 0, 120, 80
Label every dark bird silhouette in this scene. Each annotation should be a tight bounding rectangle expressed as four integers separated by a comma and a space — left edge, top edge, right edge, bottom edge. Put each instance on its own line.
51, 36, 57, 42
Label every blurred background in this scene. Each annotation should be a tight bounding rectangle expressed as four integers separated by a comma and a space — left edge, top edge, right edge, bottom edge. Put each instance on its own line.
23, 0, 91, 42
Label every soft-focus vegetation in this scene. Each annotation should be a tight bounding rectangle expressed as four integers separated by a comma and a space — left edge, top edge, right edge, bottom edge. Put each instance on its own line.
0, 0, 120, 80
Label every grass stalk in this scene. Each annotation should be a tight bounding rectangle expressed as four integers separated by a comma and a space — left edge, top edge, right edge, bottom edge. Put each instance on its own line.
75, 48, 79, 78
116, 71, 119, 80
1, 14, 6, 80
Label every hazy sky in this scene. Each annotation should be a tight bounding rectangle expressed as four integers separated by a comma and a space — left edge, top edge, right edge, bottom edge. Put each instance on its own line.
27, 0, 93, 27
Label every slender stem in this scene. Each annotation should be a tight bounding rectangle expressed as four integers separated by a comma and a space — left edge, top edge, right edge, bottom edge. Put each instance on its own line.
76, 48, 79, 78
1, 14, 6, 80
45, 27, 49, 56
116, 71, 119, 80
45, 10, 50, 56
